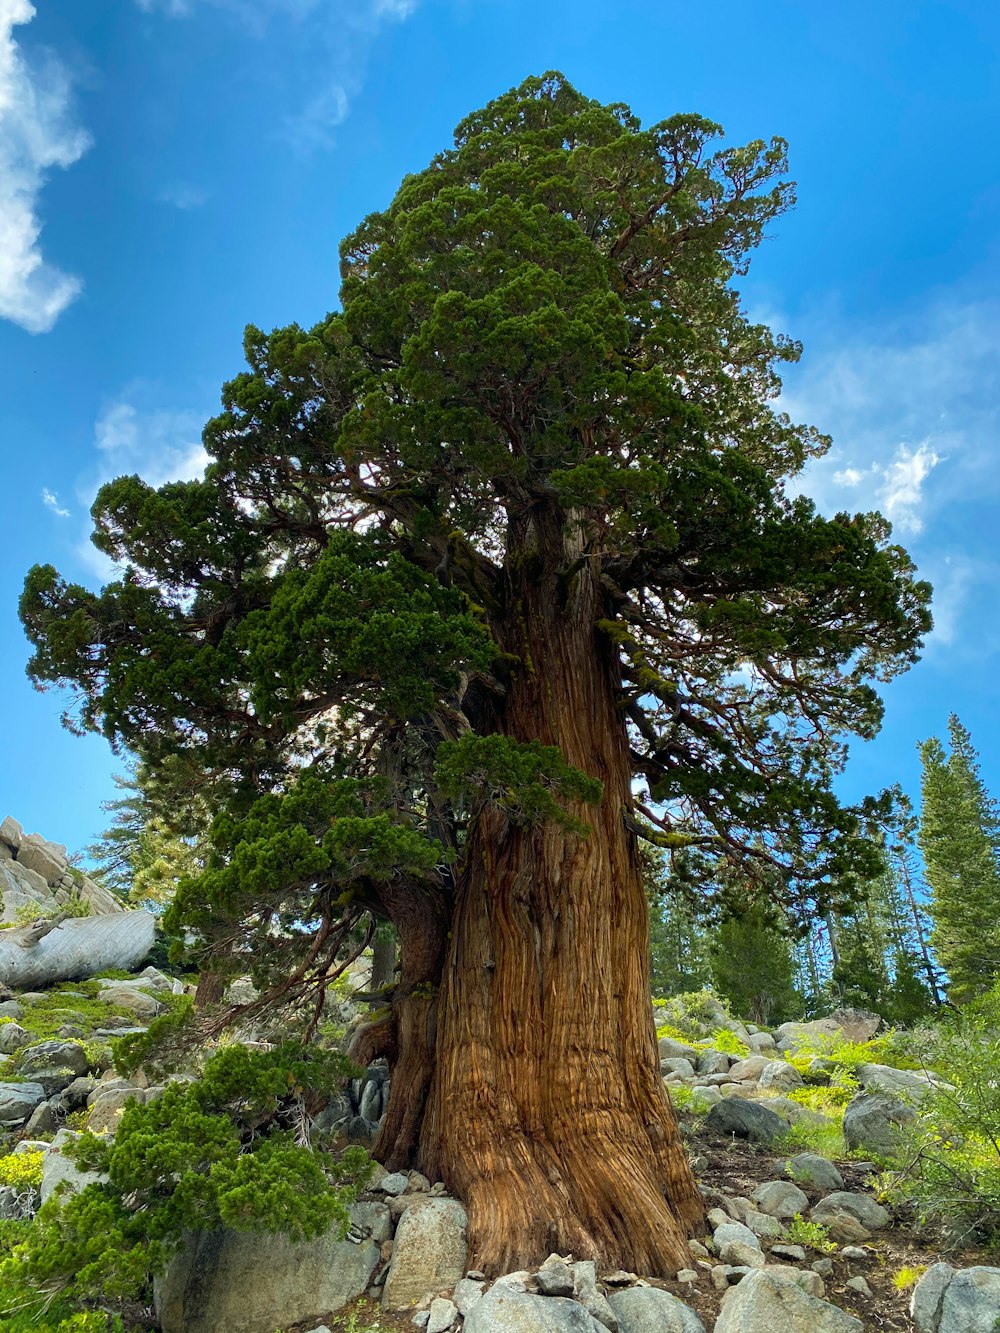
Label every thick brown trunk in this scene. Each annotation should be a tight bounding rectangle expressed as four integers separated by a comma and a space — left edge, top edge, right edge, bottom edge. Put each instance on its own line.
415, 511, 704, 1276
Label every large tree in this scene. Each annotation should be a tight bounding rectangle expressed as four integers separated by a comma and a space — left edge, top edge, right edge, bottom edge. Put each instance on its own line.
20, 74, 930, 1275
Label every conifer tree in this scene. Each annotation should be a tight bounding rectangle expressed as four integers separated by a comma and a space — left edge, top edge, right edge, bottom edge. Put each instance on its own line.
920, 716, 1000, 1002
646, 849, 711, 998
709, 898, 800, 1026
20, 74, 930, 1274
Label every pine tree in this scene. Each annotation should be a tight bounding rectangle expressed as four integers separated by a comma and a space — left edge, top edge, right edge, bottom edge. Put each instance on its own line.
710, 900, 801, 1026
646, 849, 711, 998
919, 717, 1000, 1002
19, 73, 930, 1275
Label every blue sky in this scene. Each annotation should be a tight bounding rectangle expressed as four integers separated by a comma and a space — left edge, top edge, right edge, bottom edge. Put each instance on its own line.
1, 0, 999, 856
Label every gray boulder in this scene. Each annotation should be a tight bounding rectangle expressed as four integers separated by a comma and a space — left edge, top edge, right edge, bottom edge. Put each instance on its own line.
751, 1180, 808, 1219
757, 1061, 803, 1092
781, 1153, 844, 1191
571, 1259, 618, 1331
704, 1098, 789, 1144
911, 1263, 1000, 1333
0, 1081, 45, 1124
607, 1285, 705, 1332
811, 1191, 889, 1232
856, 1063, 938, 1100
381, 1198, 468, 1309
155, 1212, 381, 1333
464, 1283, 605, 1333
727, 1056, 770, 1082
697, 1049, 731, 1076
41, 1129, 108, 1203
843, 1091, 916, 1154
715, 1268, 862, 1332
658, 1037, 700, 1063
0, 1022, 28, 1054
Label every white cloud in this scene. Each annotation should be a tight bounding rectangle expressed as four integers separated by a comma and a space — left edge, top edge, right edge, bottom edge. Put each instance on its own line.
74, 397, 211, 581
0, 0, 90, 333
133, 0, 421, 151
783, 299, 1000, 536
41, 487, 70, 517
878, 443, 941, 535
158, 183, 208, 210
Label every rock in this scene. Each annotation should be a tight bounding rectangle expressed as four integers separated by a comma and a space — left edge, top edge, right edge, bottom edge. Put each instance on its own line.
0, 1022, 29, 1054
351, 1199, 392, 1243
0, 912, 155, 989
761, 1097, 832, 1128
771, 1244, 806, 1261
571, 1259, 619, 1331
775, 1012, 879, 1053
845, 1276, 872, 1296
842, 1091, 916, 1154
382, 1199, 468, 1310
24, 1099, 57, 1135
52, 1075, 96, 1112
812, 1258, 835, 1278
840, 1246, 871, 1262
911, 1262, 955, 1333
658, 1037, 700, 1062
766, 1265, 824, 1296
856, 1063, 938, 1100
428, 1297, 459, 1333
727, 1056, 770, 1082
752, 1180, 809, 1219
661, 1058, 696, 1080
0, 1001, 24, 1021
453, 1278, 487, 1316
757, 1060, 804, 1092
0, 817, 23, 850
607, 1285, 706, 1332
704, 1098, 789, 1145
16, 833, 67, 885
87, 1086, 147, 1134
742, 1210, 784, 1240
810, 1191, 889, 1232
94, 981, 164, 1019
747, 1032, 777, 1053
719, 1242, 765, 1267
713, 1221, 761, 1251
19, 1040, 90, 1078
537, 1255, 576, 1296
928, 1265, 1000, 1333
377, 1171, 410, 1196
0, 1081, 45, 1123
781, 1153, 844, 1191
715, 1267, 863, 1332
155, 1212, 381, 1333
697, 1049, 731, 1076
464, 1283, 605, 1333
41, 1130, 108, 1203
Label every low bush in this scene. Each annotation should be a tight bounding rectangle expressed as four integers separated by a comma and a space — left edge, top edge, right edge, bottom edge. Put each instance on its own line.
785, 1213, 836, 1253
0, 1042, 371, 1320
887, 982, 1000, 1249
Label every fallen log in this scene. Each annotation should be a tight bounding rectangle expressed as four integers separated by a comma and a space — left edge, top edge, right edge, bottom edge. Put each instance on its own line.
0, 912, 155, 989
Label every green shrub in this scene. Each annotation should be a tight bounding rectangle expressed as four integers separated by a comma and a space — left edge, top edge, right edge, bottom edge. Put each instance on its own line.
888, 982, 1000, 1248
0, 1151, 43, 1193
785, 1214, 836, 1252
0, 1042, 371, 1318
705, 1027, 748, 1058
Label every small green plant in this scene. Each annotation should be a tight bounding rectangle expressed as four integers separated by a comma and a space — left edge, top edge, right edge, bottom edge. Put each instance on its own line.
667, 1085, 712, 1117
706, 1027, 749, 1057
892, 1264, 927, 1291
0, 1151, 43, 1193
776, 1119, 846, 1161
785, 1214, 836, 1253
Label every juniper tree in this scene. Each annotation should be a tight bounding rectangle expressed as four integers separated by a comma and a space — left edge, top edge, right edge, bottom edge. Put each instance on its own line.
20, 74, 930, 1275
920, 716, 1000, 1002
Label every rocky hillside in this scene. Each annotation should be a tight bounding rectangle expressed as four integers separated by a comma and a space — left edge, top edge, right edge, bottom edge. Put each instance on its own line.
0, 842, 997, 1333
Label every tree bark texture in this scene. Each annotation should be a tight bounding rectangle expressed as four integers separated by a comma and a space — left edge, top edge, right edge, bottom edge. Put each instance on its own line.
402, 509, 705, 1276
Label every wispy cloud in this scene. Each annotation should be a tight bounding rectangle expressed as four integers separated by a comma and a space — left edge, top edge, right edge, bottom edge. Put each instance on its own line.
783, 299, 1000, 536
133, 0, 422, 152
0, 0, 90, 333
158, 183, 208, 210
74, 395, 210, 580
41, 487, 70, 517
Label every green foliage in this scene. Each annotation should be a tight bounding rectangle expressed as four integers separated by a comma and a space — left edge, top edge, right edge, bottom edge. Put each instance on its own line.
435, 734, 602, 832
646, 849, 712, 999
785, 1214, 836, 1252
710, 900, 801, 1027
889, 981, 1000, 1248
0, 985, 137, 1046
0, 1044, 372, 1317
919, 716, 1000, 1003
892, 1264, 927, 1291
707, 1027, 749, 1058
0, 1151, 43, 1193
655, 990, 730, 1040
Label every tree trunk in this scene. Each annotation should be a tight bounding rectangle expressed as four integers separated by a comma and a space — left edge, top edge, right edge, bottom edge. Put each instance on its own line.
413, 510, 704, 1276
